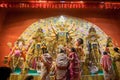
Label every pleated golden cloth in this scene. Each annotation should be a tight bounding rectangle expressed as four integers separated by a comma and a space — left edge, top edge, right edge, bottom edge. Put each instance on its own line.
10, 74, 104, 80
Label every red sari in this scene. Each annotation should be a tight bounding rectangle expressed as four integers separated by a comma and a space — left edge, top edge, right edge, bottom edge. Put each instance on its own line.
100, 55, 114, 80
69, 52, 80, 80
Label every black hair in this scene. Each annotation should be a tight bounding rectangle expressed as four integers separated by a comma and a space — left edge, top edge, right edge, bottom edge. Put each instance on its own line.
103, 51, 108, 55
59, 49, 65, 53
44, 50, 48, 53
25, 75, 34, 80
77, 38, 84, 44
106, 43, 109, 47
114, 47, 119, 53
71, 47, 76, 52
0, 67, 12, 80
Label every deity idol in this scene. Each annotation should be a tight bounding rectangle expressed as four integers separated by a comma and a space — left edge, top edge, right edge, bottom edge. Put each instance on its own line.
32, 28, 44, 56
86, 27, 101, 66
26, 28, 45, 70
46, 22, 75, 57
7, 38, 26, 70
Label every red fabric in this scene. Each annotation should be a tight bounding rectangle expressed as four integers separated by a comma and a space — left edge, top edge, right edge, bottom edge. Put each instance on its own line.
100, 55, 112, 72
69, 52, 80, 80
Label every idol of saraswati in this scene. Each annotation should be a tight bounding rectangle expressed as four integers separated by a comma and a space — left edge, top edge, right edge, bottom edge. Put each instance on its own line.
86, 27, 101, 73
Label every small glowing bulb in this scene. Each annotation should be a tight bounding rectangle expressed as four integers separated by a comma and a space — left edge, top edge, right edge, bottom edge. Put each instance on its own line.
59, 16, 65, 22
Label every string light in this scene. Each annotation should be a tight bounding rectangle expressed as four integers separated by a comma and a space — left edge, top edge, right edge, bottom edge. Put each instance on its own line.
0, 1, 119, 9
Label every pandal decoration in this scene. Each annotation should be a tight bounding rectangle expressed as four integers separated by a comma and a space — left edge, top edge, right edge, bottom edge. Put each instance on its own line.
5, 15, 109, 76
